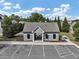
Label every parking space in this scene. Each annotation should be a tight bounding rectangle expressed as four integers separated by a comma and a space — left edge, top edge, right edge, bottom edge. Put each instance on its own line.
0, 44, 79, 59
55, 45, 76, 58
14, 45, 31, 56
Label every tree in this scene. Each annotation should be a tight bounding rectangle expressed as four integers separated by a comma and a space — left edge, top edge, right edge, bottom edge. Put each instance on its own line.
10, 14, 15, 20
27, 13, 46, 22
46, 18, 50, 22
54, 16, 57, 22
10, 14, 20, 23
15, 15, 20, 23
57, 16, 62, 32
73, 22, 79, 39
62, 17, 70, 32
2, 15, 24, 38
3, 15, 12, 26
2, 15, 12, 37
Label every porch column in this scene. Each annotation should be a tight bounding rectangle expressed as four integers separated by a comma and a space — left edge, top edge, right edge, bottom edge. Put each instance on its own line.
42, 33, 43, 42
33, 33, 34, 42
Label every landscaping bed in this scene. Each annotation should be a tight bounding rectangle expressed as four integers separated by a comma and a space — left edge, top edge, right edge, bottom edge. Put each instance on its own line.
60, 32, 75, 41
72, 41, 79, 46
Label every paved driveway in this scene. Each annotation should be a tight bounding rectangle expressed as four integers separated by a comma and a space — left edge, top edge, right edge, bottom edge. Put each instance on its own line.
0, 44, 79, 59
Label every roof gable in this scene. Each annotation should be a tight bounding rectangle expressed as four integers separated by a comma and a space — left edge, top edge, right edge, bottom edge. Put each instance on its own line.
33, 26, 44, 33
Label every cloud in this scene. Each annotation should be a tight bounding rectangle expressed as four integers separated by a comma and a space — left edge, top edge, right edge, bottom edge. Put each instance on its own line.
3, 2, 12, 6
3, 6, 11, 10
13, 3, 21, 9
2, 2, 12, 10
76, 17, 79, 19
14, 10, 30, 18
31, 7, 46, 13
31, 7, 50, 13
13, 7, 50, 17
52, 4, 70, 17
0, 0, 5, 3
46, 8, 51, 11
0, 10, 11, 15
45, 4, 70, 19
60, 4, 70, 8
3, 2, 21, 10
21, 7, 50, 13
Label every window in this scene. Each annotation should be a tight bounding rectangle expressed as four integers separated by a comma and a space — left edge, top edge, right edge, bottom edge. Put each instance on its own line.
46, 34, 48, 39
0, 17, 2, 19
53, 34, 56, 39
27, 34, 30, 39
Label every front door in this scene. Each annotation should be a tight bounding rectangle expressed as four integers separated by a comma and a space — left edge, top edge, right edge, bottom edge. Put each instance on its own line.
34, 33, 42, 41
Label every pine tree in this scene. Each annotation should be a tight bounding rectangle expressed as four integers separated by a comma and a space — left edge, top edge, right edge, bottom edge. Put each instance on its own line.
54, 16, 57, 22
62, 17, 70, 32
73, 22, 79, 39
57, 16, 61, 32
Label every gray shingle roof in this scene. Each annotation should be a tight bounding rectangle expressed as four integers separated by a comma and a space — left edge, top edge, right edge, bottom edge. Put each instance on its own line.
23, 22, 60, 33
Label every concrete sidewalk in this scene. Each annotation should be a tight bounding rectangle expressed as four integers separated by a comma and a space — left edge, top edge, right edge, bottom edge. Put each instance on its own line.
66, 39, 79, 48
0, 39, 79, 48
0, 40, 76, 45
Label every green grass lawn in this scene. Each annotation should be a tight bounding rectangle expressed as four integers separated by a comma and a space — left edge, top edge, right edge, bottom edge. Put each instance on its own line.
60, 32, 75, 41
0, 35, 16, 41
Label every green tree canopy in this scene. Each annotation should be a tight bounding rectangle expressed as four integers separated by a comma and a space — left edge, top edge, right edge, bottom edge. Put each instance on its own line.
3, 15, 12, 26
27, 13, 46, 22
57, 16, 61, 32
73, 22, 79, 39
62, 17, 70, 32
2, 15, 24, 38
10, 14, 20, 23
54, 16, 57, 22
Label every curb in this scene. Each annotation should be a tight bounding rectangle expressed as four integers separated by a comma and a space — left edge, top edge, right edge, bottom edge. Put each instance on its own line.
73, 43, 79, 48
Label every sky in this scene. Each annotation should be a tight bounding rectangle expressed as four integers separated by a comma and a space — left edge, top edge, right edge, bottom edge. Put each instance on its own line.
0, 0, 79, 20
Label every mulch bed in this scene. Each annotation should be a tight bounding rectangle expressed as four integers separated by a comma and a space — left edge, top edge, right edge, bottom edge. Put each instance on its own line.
16, 35, 24, 41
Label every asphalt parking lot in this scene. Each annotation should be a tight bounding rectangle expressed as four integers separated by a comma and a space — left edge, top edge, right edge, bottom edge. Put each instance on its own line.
0, 45, 79, 59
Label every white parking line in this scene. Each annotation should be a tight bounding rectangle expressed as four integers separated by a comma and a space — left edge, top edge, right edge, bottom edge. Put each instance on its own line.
60, 53, 73, 58
42, 45, 45, 57
54, 45, 77, 58
68, 48, 77, 58
54, 46, 61, 57
11, 46, 22, 56
0, 45, 10, 54
28, 45, 33, 56
63, 46, 77, 58
68, 46, 79, 58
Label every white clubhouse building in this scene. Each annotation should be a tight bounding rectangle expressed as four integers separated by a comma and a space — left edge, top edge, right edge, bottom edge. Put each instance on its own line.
23, 22, 60, 42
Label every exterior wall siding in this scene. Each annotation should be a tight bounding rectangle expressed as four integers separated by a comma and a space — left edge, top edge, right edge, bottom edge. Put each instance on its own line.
44, 33, 59, 41
24, 33, 33, 41
23, 33, 59, 41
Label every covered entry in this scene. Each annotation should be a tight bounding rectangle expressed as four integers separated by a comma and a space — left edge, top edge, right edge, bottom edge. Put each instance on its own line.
33, 26, 44, 42
34, 33, 42, 40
